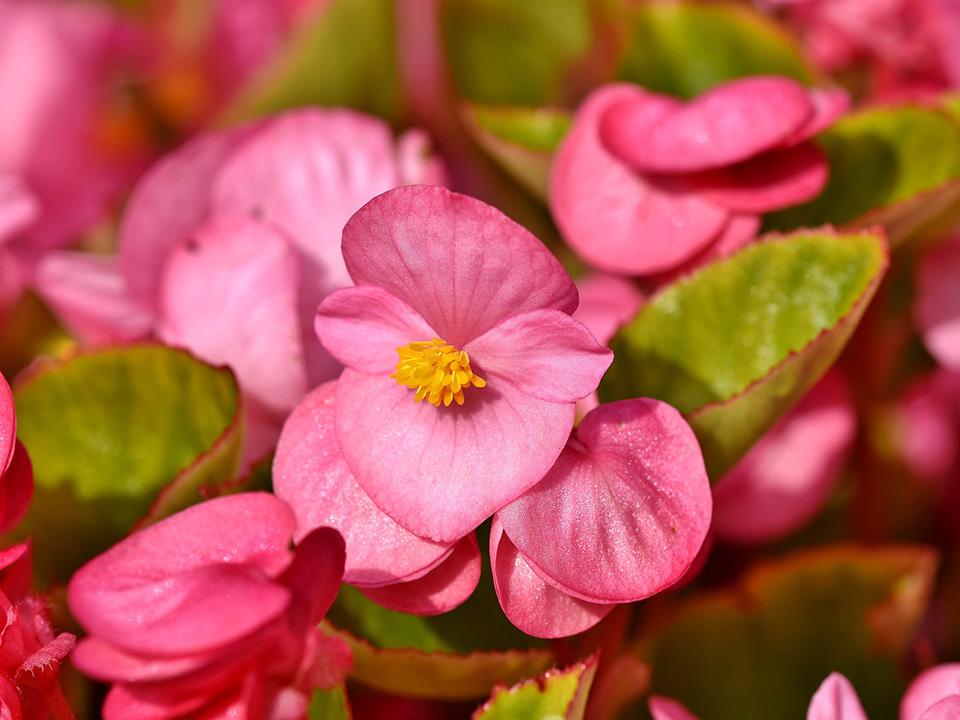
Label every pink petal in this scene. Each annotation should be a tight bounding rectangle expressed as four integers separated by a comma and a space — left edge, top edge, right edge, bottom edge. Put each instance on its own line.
573, 275, 645, 346
314, 286, 437, 375
278, 525, 345, 627
17, 632, 76, 688
550, 85, 728, 276
158, 216, 307, 415
600, 77, 813, 173
0, 373, 13, 475
498, 399, 711, 603
807, 672, 868, 720
335, 368, 574, 543
0, 440, 33, 535
918, 697, 960, 720
273, 382, 453, 586
397, 129, 449, 186
0, 674, 21, 720
0, 542, 32, 601
895, 370, 960, 487
788, 88, 850, 143
688, 142, 829, 213
360, 534, 481, 616
32, 251, 153, 344
712, 372, 856, 543
464, 309, 613, 404
651, 213, 759, 285
490, 517, 611, 638
71, 636, 217, 683
649, 696, 700, 720
902, 664, 960, 720
0, 174, 38, 244
341, 186, 578, 346
915, 237, 960, 369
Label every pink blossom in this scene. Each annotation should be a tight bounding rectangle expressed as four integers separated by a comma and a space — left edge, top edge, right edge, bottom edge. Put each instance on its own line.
915, 236, 960, 371
550, 78, 847, 276
314, 186, 612, 543
273, 381, 481, 615
68, 493, 348, 720
894, 369, 960, 491
491, 399, 711, 638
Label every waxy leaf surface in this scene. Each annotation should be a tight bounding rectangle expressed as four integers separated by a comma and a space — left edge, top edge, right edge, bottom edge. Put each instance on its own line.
472, 656, 597, 720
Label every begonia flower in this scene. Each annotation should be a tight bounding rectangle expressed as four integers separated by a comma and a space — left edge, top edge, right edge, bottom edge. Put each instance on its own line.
892, 369, 960, 493
68, 493, 348, 720
902, 664, 960, 720
314, 186, 613, 543
490, 398, 711, 638
0, 372, 33, 598
550, 77, 848, 276
273, 381, 481, 614
915, 236, 960, 370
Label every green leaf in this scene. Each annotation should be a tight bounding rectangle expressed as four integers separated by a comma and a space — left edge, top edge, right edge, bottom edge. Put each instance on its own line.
766, 105, 960, 246
461, 104, 571, 199
599, 230, 887, 478
309, 686, 351, 720
617, 1, 811, 98
12, 343, 242, 584
472, 656, 598, 720
443, 0, 593, 105
640, 545, 938, 719
225, 0, 400, 122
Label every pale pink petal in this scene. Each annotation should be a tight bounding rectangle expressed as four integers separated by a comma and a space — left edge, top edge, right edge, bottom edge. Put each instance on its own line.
902, 664, 960, 720
0, 175, 38, 244
789, 88, 850, 143
915, 238, 960, 369
33, 251, 153, 344
273, 382, 453, 586
600, 77, 813, 173
278, 525, 345, 626
465, 309, 612, 403
573, 275, 645, 346
342, 186, 578, 346
0, 372, 13, 474
808, 673, 868, 720
397, 129, 449, 186
712, 372, 856, 543
490, 517, 611, 638
158, 216, 307, 415
919, 697, 960, 720
498, 399, 711, 603
895, 370, 960, 488
335, 368, 574, 543
360, 534, 481, 616
314, 286, 437, 375
649, 696, 700, 720
550, 85, 728, 275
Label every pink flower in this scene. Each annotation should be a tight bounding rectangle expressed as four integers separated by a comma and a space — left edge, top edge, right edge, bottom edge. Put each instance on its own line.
490, 399, 711, 638
273, 381, 481, 615
894, 369, 960, 491
915, 236, 960, 371
68, 493, 348, 720
314, 186, 613, 542
550, 77, 848, 276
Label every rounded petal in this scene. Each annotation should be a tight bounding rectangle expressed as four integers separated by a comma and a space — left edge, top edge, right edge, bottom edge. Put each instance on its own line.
808, 672, 868, 720
397, 129, 449, 186
0, 440, 33, 535
789, 88, 850, 143
712, 372, 856, 543
336, 368, 574, 543
342, 186, 578, 346
915, 238, 960, 369
273, 382, 453, 586
919, 697, 960, 720
902, 664, 960, 720
600, 77, 813, 173
573, 274, 645, 346
649, 696, 700, 720
0, 372, 13, 475
499, 399, 711, 603
550, 85, 728, 276
360, 534, 481, 616
651, 213, 759, 285
158, 216, 307, 415
71, 637, 216, 683
465, 309, 613, 404
0, 174, 38, 244
279, 526, 346, 626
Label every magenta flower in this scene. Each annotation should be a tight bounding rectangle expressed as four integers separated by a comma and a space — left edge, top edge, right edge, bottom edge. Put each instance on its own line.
68, 493, 348, 720
550, 77, 848, 276
490, 399, 711, 638
273, 381, 481, 615
915, 236, 960, 370
314, 186, 613, 542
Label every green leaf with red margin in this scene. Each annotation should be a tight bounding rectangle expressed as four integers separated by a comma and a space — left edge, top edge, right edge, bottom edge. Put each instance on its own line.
638, 545, 938, 719
309, 686, 351, 720
11, 343, 242, 585
599, 230, 888, 479
472, 655, 598, 719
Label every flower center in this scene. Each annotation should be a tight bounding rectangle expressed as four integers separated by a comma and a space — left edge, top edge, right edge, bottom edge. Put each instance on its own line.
391, 338, 486, 407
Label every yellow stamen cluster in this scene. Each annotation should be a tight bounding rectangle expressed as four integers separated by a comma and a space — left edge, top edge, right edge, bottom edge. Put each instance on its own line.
392, 338, 487, 407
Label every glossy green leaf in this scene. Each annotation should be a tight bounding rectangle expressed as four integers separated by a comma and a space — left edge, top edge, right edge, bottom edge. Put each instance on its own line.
12, 343, 242, 584
617, 1, 811, 98
600, 230, 887, 478
640, 546, 938, 720
472, 656, 598, 719
309, 686, 351, 719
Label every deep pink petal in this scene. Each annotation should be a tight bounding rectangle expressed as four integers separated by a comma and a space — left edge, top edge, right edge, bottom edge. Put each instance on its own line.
335, 368, 574, 543
33, 251, 153, 344
807, 672, 868, 720
342, 186, 578, 346
550, 85, 728, 275
360, 534, 481, 616
649, 696, 700, 720
279, 525, 345, 626
918, 697, 960, 720
314, 286, 437, 375
789, 88, 850, 143
712, 372, 856, 543
498, 399, 711, 603
158, 216, 307, 415
0, 542, 31, 601
0, 674, 21, 720
465, 310, 613, 403
600, 77, 813, 173
902, 664, 960, 720
71, 637, 215, 684
0, 440, 33, 535
573, 275, 645, 346
915, 238, 960, 369
0, 372, 13, 475
273, 382, 453, 586
490, 518, 611, 639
